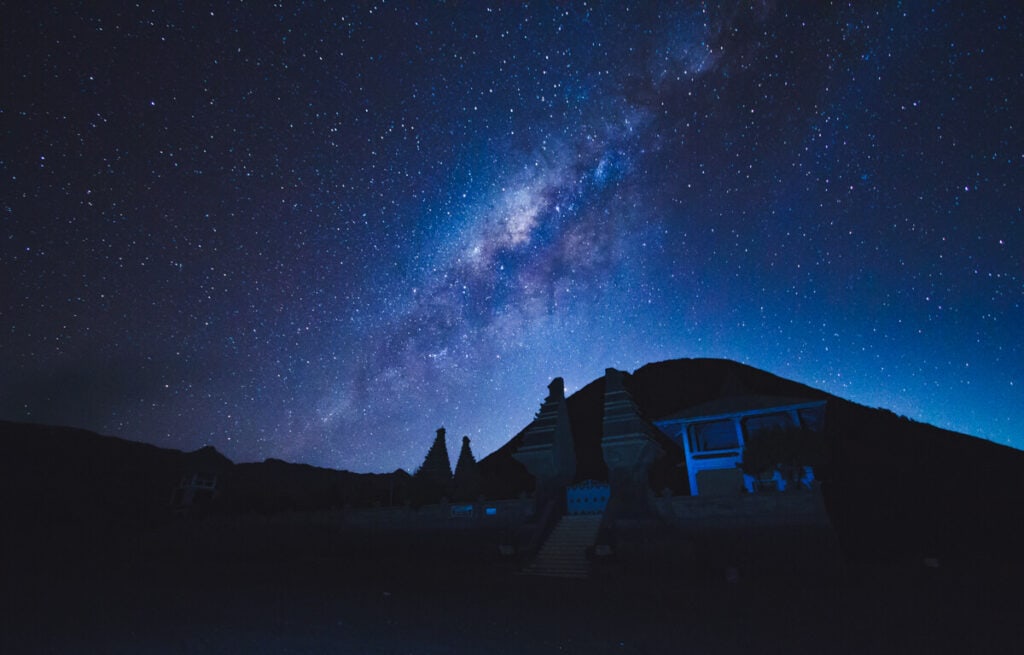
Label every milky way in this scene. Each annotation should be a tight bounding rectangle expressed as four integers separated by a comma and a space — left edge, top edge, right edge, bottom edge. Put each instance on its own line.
3, 3, 1021, 471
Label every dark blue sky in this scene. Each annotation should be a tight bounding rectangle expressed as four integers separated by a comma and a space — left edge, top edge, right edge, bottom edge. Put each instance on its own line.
3, 2, 1021, 471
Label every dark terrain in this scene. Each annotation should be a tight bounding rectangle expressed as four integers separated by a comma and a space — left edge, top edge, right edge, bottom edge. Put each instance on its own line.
5, 525, 1022, 654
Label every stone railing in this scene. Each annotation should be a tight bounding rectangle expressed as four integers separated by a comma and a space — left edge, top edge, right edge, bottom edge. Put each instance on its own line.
656, 487, 831, 528
341, 497, 535, 531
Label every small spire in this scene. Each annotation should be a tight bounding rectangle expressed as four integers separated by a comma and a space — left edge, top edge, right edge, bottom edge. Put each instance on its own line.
605, 367, 625, 391
547, 377, 565, 401
453, 435, 481, 500
415, 426, 452, 486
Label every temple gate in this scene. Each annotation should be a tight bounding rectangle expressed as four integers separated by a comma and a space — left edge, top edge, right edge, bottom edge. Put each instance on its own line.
566, 480, 610, 515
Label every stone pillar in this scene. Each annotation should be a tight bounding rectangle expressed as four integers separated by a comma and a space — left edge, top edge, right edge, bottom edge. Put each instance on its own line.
733, 417, 745, 448
513, 377, 576, 508
788, 409, 802, 428
600, 368, 664, 518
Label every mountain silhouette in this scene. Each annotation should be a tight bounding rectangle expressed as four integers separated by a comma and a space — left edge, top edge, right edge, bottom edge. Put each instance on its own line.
0, 420, 410, 530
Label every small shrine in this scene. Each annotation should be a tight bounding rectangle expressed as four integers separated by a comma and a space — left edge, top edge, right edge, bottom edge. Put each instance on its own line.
653, 396, 827, 495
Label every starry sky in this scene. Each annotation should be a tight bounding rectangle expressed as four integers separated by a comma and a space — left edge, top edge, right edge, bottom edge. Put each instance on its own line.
3, 2, 1021, 472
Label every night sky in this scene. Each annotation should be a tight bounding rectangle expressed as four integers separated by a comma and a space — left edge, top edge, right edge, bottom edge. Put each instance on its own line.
3, 2, 1021, 472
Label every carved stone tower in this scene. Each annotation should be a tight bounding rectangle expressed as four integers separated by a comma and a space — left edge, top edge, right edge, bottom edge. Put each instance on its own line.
600, 368, 664, 517
512, 377, 576, 504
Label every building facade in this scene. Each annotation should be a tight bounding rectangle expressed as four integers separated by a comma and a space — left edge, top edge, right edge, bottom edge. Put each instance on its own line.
653, 396, 827, 496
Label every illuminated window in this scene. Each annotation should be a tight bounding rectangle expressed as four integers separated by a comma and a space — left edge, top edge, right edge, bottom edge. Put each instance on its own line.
744, 413, 794, 437
690, 420, 739, 451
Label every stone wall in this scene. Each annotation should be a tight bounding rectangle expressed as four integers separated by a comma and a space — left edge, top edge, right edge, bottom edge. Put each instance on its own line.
340, 498, 534, 532
655, 489, 832, 529
598, 489, 843, 579
133, 498, 537, 567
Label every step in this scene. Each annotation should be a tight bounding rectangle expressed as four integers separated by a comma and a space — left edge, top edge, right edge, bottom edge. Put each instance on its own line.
524, 563, 589, 572
520, 514, 603, 579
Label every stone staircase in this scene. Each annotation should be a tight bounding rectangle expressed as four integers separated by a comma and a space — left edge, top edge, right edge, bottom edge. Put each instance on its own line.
522, 513, 603, 579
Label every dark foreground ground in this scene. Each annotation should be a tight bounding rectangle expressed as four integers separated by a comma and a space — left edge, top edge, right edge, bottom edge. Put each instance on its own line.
4, 524, 1023, 654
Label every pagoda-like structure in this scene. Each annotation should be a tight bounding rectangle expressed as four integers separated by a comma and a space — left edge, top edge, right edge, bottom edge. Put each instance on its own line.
452, 435, 481, 500
415, 427, 453, 489
600, 368, 665, 517
512, 377, 576, 505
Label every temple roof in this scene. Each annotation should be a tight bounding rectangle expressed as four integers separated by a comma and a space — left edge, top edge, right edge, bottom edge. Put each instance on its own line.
654, 394, 825, 423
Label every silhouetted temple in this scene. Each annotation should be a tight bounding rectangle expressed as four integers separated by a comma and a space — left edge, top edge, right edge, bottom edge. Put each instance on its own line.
396, 363, 838, 578
505, 366, 834, 577
510, 367, 828, 509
